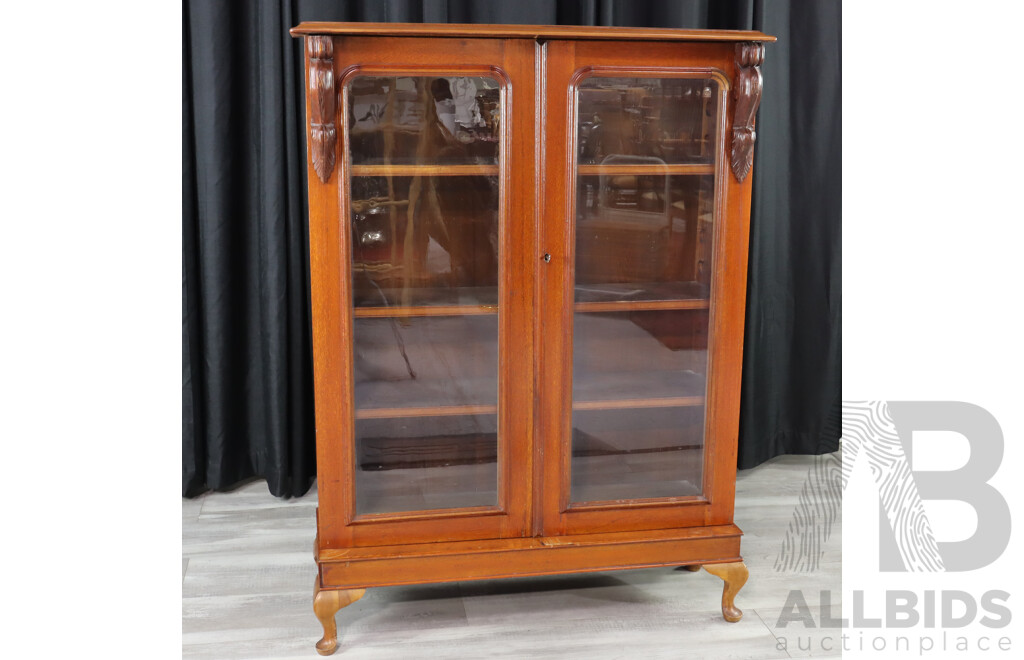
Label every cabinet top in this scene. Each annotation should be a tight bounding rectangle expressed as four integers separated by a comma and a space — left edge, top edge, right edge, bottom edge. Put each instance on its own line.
290, 22, 775, 43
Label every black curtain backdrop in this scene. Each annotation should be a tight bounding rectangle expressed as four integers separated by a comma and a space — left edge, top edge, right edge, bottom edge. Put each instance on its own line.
183, 0, 841, 497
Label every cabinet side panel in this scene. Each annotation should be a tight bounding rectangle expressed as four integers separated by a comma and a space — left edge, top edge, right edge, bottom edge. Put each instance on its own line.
304, 36, 352, 548
702, 45, 760, 525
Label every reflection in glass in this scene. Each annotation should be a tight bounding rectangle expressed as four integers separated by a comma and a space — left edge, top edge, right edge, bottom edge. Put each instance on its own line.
575, 175, 715, 300
570, 75, 719, 505
353, 316, 499, 412
570, 310, 708, 503
571, 407, 704, 503
349, 76, 501, 166
347, 74, 503, 517
577, 76, 718, 165
573, 310, 708, 402
351, 175, 499, 308
355, 414, 498, 514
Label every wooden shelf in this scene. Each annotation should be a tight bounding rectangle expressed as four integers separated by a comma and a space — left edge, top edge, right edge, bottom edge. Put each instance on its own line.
355, 397, 703, 421
356, 404, 497, 420
354, 299, 707, 317
353, 282, 709, 318
348, 163, 710, 178
350, 164, 499, 177
354, 370, 704, 422
575, 299, 708, 313
577, 163, 713, 176
573, 396, 703, 411
574, 281, 710, 310
355, 305, 498, 318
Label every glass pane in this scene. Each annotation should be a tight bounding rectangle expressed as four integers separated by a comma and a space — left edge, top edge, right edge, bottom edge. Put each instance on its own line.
571, 407, 704, 503
347, 74, 503, 517
570, 74, 718, 505
351, 175, 499, 309
349, 76, 500, 166
572, 310, 708, 402
577, 76, 718, 165
353, 316, 499, 413
355, 414, 498, 514
575, 175, 715, 302
570, 310, 708, 503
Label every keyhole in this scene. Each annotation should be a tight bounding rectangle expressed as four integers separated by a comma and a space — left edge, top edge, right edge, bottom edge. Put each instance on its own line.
543, 253, 551, 263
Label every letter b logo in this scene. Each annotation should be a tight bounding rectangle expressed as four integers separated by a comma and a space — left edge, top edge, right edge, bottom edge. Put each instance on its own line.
881, 402, 1010, 571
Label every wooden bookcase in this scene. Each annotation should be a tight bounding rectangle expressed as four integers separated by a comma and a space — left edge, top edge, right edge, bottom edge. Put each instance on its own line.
291, 22, 773, 655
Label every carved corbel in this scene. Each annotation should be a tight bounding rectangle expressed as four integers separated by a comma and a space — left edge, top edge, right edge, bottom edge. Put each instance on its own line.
730, 42, 764, 183
308, 36, 337, 183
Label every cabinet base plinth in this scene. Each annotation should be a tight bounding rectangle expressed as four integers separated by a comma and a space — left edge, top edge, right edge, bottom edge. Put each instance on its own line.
312, 523, 745, 649
318, 524, 742, 589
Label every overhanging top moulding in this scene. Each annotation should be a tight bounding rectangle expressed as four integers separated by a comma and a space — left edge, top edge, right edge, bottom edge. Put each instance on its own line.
290, 22, 776, 43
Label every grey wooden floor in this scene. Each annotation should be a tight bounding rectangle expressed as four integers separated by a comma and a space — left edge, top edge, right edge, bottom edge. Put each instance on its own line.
183, 453, 841, 659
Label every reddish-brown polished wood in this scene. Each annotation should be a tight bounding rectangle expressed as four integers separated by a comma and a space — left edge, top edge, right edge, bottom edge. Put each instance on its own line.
577, 163, 714, 176
350, 164, 499, 177
307, 36, 336, 183
318, 525, 742, 588
304, 34, 346, 552
538, 40, 745, 538
573, 299, 709, 313
291, 21, 775, 43
730, 43, 765, 182
704, 561, 750, 622
353, 304, 498, 318
297, 24, 769, 654
313, 577, 364, 656
310, 35, 538, 550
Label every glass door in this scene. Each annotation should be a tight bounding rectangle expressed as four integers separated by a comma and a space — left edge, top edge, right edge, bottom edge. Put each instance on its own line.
571, 73, 718, 505
348, 72, 504, 516
539, 40, 748, 536
323, 37, 535, 547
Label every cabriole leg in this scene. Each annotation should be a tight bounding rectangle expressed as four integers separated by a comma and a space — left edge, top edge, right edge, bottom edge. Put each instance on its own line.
313, 576, 365, 656
703, 561, 749, 622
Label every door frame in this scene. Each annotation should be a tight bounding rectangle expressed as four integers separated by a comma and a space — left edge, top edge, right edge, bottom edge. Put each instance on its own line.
536, 39, 754, 536
308, 36, 537, 549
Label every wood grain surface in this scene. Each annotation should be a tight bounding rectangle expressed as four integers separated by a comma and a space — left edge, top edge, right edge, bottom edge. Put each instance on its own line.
292, 25, 774, 656
290, 21, 776, 43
